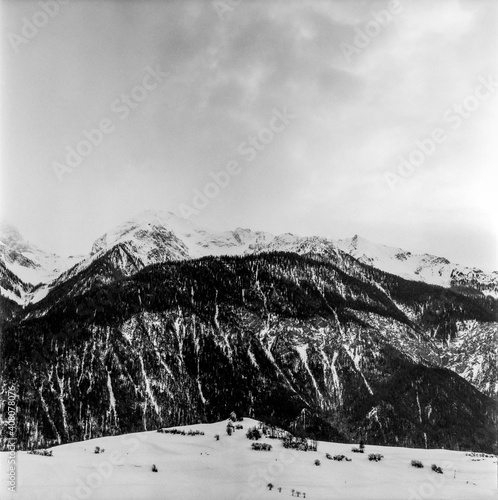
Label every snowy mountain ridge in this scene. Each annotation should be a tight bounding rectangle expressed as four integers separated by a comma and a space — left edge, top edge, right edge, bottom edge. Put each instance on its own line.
0, 222, 81, 285
1, 210, 496, 306
335, 234, 498, 295
0, 222, 83, 305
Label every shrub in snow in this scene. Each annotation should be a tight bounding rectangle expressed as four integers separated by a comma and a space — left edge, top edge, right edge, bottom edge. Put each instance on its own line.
161, 429, 188, 435
308, 440, 318, 452
214, 434, 220, 441
251, 443, 272, 451
159, 428, 204, 436
267, 483, 273, 490
325, 453, 332, 460
368, 453, 383, 462
283, 436, 317, 451
314, 459, 321, 466
466, 452, 494, 458
152, 464, 158, 472
94, 446, 100, 454
333, 454, 346, 461
27, 449, 52, 457
411, 460, 424, 468
226, 423, 233, 436
351, 447, 364, 453
261, 424, 290, 440
359, 440, 365, 450
246, 427, 262, 440
235, 424, 243, 430
431, 464, 443, 474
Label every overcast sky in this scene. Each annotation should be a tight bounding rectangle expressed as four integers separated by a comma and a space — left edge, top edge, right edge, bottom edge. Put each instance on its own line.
1, 0, 497, 269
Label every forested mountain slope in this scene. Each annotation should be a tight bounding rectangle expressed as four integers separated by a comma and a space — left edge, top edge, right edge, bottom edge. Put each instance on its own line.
2, 253, 496, 453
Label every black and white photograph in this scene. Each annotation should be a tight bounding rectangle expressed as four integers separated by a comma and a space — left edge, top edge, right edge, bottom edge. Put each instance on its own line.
1, 0, 497, 498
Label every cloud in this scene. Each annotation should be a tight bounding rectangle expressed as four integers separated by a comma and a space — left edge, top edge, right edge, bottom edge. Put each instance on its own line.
1, 0, 496, 269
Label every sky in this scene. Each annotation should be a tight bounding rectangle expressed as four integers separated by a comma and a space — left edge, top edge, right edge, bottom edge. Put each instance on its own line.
1, 0, 497, 270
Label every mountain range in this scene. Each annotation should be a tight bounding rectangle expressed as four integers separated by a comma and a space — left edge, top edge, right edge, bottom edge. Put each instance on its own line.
0, 211, 496, 454
1, 210, 497, 307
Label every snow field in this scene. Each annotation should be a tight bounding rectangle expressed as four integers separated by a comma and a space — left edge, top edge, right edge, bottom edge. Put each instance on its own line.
1, 418, 496, 500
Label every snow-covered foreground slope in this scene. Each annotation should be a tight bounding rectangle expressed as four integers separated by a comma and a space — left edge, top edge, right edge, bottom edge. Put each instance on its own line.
3, 419, 496, 500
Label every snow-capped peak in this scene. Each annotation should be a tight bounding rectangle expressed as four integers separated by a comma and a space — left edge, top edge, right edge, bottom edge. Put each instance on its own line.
0, 222, 78, 286
335, 234, 496, 295
87, 210, 274, 262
